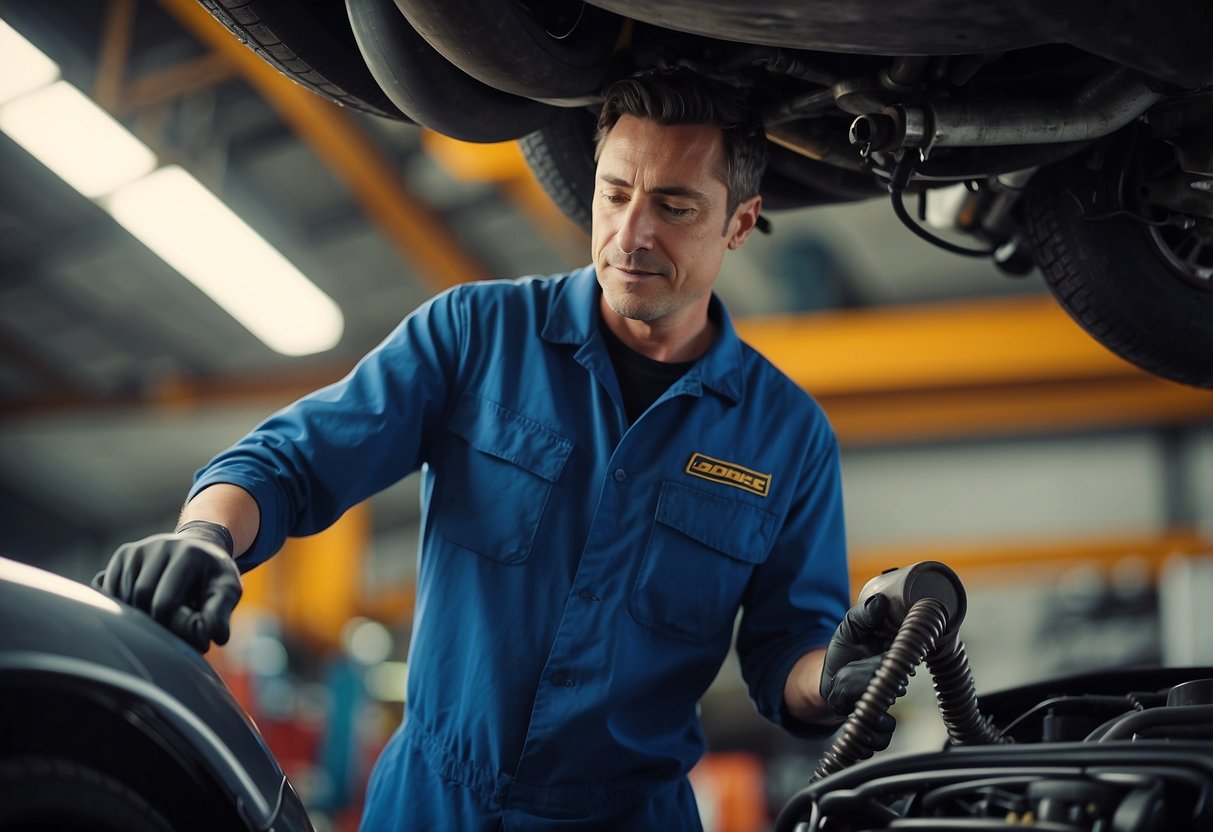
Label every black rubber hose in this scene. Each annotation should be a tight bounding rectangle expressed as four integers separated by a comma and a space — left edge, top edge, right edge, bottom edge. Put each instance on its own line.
812, 598, 948, 781
1096, 704, 1213, 742
887, 155, 998, 258
771, 793, 818, 832
927, 638, 1009, 746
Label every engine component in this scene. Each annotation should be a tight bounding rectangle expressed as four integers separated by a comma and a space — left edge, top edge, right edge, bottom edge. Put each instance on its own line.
776, 590, 1213, 832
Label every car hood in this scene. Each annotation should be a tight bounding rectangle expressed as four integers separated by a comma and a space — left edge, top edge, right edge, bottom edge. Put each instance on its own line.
0, 556, 299, 830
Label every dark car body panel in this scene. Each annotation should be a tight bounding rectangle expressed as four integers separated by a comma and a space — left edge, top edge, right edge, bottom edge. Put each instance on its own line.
0, 557, 312, 831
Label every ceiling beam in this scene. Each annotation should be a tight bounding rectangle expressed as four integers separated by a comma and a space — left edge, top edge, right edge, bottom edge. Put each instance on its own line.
155, 0, 490, 289
6, 293, 1213, 443
734, 294, 1213, 445
422, 131, 589, 266
94, 0, 137, 110
118, 51, 239, 113
819, 373, 1213, 446
735, 293, 1137, 394
0, 361, 348, 419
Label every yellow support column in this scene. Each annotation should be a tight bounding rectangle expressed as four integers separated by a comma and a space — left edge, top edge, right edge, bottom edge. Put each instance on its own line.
273, 502, 371, 652
236, 552, 275, 614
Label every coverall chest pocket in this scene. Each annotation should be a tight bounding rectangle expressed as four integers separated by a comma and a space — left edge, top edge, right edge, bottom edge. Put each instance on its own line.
630, 481, 778, 642
436, 393, 572, 565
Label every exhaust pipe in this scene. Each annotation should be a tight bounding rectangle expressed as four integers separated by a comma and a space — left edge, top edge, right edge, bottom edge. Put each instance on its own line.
850, 66, 1162, 155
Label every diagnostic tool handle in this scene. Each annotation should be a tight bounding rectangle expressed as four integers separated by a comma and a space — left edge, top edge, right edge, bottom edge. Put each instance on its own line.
857, 560, 967, 644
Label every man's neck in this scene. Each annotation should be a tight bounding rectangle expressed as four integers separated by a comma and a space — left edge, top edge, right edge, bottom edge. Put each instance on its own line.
598, 295, 717, 363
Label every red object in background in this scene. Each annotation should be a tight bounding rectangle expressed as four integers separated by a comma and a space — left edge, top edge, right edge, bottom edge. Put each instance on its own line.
259, 717, 323, 778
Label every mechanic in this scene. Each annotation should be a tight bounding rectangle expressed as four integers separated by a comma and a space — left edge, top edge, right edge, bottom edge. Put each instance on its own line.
95, 69, 892, 831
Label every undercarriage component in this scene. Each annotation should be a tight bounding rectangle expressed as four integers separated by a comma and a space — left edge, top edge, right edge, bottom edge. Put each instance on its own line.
190, 0, 1213, 387
850, 67, 1162, 154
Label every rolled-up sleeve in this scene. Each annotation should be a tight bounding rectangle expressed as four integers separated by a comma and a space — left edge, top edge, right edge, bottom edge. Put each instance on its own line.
188, 285, 469, 568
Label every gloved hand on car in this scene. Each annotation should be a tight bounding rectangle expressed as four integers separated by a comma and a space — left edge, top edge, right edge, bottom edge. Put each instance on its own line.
819, 593, 899, 749
93, 520, 242, 653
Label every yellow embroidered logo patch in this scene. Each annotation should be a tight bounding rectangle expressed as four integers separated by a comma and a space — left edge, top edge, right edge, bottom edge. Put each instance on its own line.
685, 453, 771, 497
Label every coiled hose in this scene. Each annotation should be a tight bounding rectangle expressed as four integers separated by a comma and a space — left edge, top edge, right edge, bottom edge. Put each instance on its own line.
812, 597, 1009, 782
928, 636, 1006, 746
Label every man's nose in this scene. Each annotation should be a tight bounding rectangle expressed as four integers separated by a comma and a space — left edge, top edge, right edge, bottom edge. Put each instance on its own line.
616, 202, 655, 254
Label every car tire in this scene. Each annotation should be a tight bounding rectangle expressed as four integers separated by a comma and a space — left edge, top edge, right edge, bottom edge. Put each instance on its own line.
0, 756, 175, 832
520, 107, 600, 233
394, 0, 622, 99
346, 0, 556, 142
200, 0, 407, 119
1024, 158, 1213, 388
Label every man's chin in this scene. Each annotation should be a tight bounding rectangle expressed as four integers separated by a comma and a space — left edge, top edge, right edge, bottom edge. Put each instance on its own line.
603, 291, 661, 322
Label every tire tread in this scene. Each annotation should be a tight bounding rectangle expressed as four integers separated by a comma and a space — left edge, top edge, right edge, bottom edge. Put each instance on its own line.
1024, 165, 1213, 387
199, 0, 402, 119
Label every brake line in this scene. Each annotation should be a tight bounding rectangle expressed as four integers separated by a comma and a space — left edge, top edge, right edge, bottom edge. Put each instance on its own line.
888, 155, 999, 257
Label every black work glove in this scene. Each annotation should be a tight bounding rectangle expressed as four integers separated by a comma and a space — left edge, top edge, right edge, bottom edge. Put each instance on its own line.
820, 594, 898, 749
93, 521, 242, 653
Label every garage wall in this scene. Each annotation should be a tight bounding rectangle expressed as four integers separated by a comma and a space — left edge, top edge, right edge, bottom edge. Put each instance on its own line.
840, 432, 1170, 550
1188, 425, 1213, 530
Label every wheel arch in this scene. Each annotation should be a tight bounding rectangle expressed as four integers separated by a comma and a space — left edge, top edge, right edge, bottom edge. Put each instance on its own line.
0, 674, 254, 831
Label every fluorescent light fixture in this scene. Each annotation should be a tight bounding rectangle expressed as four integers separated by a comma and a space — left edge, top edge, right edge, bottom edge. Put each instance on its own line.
0, 16, 344, 356
0, 18, 61, 105
104, 166, 344, 356
0, 79, 156, 198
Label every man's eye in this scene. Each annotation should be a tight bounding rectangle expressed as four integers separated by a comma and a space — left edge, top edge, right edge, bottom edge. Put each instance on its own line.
663, 205, 693, 218
602, 193, 627, 205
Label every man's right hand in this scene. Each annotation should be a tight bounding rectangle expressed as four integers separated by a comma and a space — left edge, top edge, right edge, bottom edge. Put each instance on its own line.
93, 522, 242, 653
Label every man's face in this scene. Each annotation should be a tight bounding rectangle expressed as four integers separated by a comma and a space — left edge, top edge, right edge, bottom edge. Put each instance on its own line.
592, 115, 759, 329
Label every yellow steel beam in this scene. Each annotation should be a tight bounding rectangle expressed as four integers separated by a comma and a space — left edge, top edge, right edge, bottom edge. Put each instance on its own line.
735, 294, 1135, 394
6, 294, 1213, 443
156, 0, 490, 289
239, 501, 370, 652
735, 295, 1213, 445
422, 130, 589, 266
821, 373, 1213, 446
118, 52, 239, 113
94, 0, 137, 110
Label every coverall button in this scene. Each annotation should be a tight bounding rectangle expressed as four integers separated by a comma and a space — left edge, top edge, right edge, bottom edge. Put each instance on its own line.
550, 671, 574, 687
578, 589, 599, 603
613, 468, 627, 482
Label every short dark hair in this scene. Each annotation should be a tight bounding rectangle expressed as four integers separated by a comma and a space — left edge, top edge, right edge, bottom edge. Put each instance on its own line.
595, 69, 768, 226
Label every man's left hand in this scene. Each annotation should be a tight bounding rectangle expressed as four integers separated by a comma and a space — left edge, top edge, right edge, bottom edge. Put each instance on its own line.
820, 594, 892, 716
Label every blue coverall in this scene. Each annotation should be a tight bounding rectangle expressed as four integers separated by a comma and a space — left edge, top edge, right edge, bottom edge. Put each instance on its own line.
189, 266, 850, 830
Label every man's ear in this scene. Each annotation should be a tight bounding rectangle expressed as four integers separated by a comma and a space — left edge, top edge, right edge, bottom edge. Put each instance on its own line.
726, 195, 763, 250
